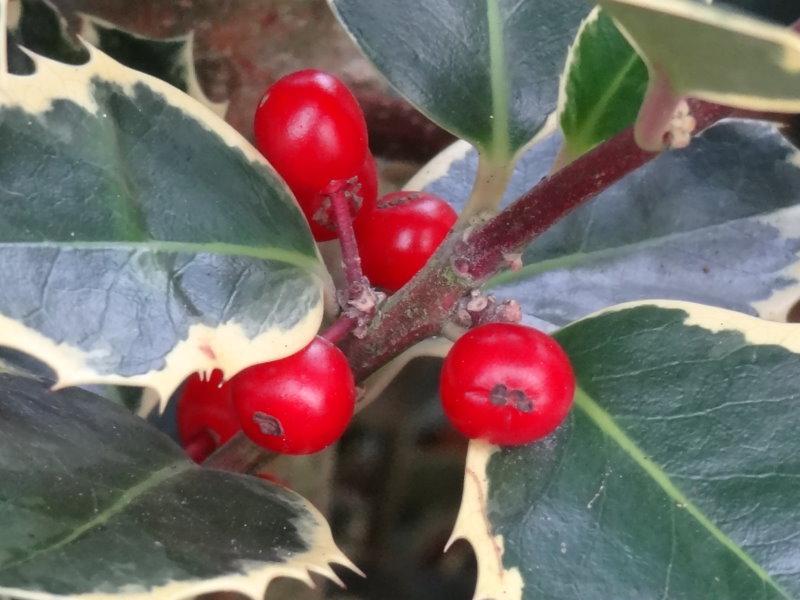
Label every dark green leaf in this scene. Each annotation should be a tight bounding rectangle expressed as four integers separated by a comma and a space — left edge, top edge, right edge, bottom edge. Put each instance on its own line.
559, 8, 648, 161
451, 302, 800, 599
0, 369, 353, 598
0, 41, 325, 401
7, 0, 223, 112
7, 0, 87, 72
79, 15, 226, 115
328, 0, 590, 162
413, 120, 800, 326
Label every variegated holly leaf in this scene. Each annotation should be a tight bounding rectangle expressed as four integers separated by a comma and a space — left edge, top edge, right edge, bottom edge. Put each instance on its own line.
558, 1, 800, 162
450, 301, 800, 599
79, 14, 227, 116
328, 0, 590, 165
410, 119, 800, 326
7, 0, 224, 113
598, 0, 800, 149
0, 16, 326, 403
0, 365, 355, 599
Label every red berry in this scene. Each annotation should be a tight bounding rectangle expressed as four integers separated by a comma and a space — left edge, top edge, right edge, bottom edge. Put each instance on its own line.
232, 336, 356, 455
254, 69, 368, 217
183, 430, 217, 463
440, 323, 575, 446
177, 370, 240, 462
300, 151, 379, 242
354, 191, 457, 292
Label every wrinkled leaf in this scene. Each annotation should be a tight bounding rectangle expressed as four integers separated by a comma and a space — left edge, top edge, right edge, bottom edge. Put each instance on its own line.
328, 0, 590, 163
559, 8, 647, 161
450, 301, 800, 599
411, 119, 800, 325
0, 368, 354, 599
0, 26, 325, 402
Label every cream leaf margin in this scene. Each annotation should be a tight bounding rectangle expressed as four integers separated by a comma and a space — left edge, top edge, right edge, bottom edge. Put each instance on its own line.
0, 484, 360, 600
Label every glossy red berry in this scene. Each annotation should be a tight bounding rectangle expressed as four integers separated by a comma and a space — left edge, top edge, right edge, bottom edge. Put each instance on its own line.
298, 151, 378, 241
254, 69, 368, 218
232, 336, 356, 455
177, 369, 240, 462
440, 323, 575, 446
354, 191, 457, 292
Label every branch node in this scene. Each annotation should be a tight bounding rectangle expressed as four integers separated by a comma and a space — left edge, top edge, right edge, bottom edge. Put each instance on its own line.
665, 100, 696, 150
455, 290, 522, 328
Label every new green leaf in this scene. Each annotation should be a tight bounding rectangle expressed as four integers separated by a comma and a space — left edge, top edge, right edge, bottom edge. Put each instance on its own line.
559, 8, 648, 161
451, 301, 800, 599
0, 367, 355, 599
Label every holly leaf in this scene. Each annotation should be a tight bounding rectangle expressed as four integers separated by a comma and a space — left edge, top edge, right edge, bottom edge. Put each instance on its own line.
328, 0, 590, 164
450, 301, 800, 599
79, 14, 227, 116
411, 119, 800, 326
558, 7, 648, 162
599, 0, 800, 113
7, 0, 224, 113
558, 1, 800, 162
0, 366, 355, 598
0, 16, 326, 402
6, 0, 87, 73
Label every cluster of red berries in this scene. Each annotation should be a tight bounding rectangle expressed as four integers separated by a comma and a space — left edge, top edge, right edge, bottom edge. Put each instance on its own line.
253, 69, 457, 292
177, 70, 576, 463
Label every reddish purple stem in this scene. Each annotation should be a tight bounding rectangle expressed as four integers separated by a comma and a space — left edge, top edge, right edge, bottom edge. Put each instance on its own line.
329, 186, 366, 289
321, 314, 358, 344
344, 100, 736, 378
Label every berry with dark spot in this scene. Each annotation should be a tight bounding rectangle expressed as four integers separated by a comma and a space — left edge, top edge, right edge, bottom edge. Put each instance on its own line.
440, 323, 575, 446
232, 336, 356, 454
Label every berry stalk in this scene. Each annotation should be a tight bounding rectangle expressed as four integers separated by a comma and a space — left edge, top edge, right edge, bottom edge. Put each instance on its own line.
329, 183, 367, 290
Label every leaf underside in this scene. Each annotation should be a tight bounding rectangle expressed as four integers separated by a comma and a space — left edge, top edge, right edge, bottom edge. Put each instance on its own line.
415, 119, 800, 325
600, 0, 800, 112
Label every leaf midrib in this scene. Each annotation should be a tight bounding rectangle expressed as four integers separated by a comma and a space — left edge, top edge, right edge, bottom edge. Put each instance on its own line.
0, 461, 191, 572
0, 240, 323, 276
486, 0, 510, 161
568, 46, 641, 155
573, 386, 790, 598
